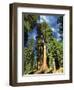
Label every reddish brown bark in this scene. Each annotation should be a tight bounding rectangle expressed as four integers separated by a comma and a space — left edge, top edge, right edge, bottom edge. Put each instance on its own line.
35, 44, 49, 74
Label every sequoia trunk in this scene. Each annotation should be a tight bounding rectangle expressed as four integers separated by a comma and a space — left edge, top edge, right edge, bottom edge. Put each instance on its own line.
41, 44, 48, 72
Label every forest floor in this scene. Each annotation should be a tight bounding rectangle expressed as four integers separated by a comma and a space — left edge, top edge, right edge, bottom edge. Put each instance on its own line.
29, 67, 63, 74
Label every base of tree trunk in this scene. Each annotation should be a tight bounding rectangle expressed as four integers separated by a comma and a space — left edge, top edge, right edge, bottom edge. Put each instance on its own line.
35, 65, 49, 74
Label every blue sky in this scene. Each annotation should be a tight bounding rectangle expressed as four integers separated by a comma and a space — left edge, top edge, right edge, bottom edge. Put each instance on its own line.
40, 15, 61, 41
28, 15, 63, 41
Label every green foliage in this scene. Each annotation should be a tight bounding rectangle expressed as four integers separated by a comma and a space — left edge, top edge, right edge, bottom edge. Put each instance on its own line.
24, 38, 34, 74
28, 38, 34, 48
38, 21, 52, 43
24, 47, 34, 74
24, 14, 38, 32
47, 38, 63, 68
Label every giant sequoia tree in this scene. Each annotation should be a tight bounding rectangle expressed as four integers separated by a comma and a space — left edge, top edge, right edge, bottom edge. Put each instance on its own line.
35, 21, 53, 73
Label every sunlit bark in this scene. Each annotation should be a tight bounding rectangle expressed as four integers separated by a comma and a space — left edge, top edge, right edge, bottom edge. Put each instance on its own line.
41, 44, 48, 71
35, 44, 49, 74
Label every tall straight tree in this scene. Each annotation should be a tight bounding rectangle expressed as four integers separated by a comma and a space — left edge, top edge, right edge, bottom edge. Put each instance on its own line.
36, 20, 52, 73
